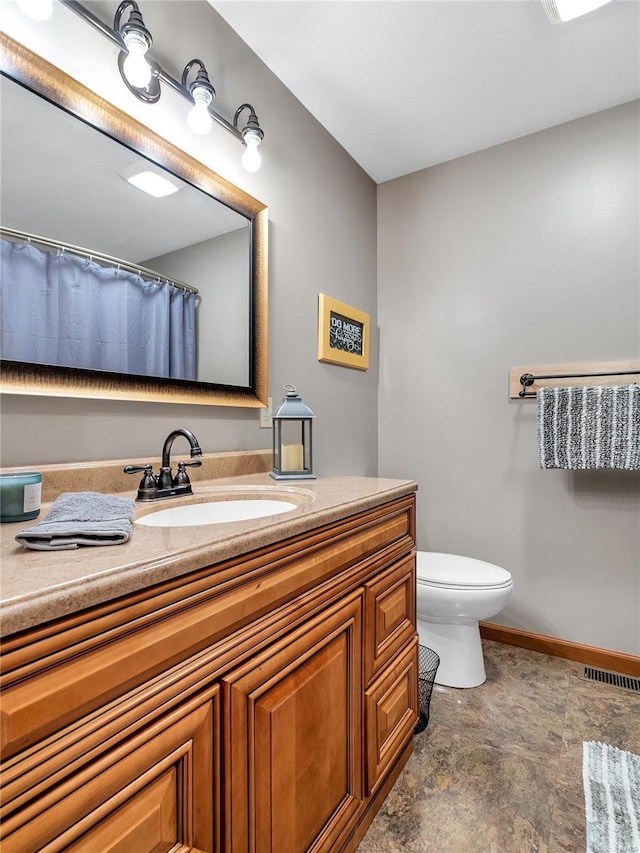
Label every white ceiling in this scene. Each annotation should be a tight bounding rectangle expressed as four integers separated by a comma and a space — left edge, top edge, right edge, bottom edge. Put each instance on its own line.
212, 0, 640, 183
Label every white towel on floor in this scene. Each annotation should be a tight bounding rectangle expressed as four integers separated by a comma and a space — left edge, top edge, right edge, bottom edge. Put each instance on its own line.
537, 384, 640, 470
583, 741, 640, 853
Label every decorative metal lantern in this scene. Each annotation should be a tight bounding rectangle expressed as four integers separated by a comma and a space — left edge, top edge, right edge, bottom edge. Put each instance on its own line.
270, 384, 316, 480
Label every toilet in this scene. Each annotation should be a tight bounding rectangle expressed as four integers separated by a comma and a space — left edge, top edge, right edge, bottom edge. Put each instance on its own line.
416, 551, 513, 688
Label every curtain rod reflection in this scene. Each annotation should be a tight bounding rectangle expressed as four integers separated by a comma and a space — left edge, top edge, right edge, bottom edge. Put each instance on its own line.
0, 226, 199, 295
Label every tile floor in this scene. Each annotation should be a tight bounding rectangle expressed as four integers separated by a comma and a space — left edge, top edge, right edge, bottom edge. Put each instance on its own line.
358, 639, 640, 853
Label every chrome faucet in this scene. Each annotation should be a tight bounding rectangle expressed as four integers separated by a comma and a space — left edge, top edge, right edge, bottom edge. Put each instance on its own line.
124, 428, 203, 501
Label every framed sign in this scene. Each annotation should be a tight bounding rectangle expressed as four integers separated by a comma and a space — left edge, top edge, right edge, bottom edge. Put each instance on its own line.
317, 294, 370, 370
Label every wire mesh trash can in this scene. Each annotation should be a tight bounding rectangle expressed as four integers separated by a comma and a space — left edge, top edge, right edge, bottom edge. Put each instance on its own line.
414, 645, 440, 734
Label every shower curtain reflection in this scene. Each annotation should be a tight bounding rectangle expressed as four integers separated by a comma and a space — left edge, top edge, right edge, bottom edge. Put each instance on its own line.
0, 239, 197, 380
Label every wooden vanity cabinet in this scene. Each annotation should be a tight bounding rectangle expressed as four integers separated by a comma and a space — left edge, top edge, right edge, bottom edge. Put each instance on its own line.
0, 494, 417, 853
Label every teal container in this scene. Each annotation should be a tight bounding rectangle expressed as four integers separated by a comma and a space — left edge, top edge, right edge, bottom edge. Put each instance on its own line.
0, 472, 42, 523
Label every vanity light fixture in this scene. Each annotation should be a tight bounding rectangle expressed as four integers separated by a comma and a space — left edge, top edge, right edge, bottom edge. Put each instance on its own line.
234, 104, 264, 173
36, 0, 267, 170
182, 59, 215, 136
542, 0, 613, 22
114, 0, 156, 96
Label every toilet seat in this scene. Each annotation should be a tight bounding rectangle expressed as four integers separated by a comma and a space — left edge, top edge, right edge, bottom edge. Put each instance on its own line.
416, 551, 512, 591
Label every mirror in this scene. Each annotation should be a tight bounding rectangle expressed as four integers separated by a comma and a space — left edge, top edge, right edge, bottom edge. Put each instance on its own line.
0, 34, 268, 407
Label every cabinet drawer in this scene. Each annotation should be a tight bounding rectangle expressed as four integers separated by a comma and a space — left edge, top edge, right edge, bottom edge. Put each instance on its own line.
364, 637, 418, 797
364, 554, 416, 683
0, 686, 219, 853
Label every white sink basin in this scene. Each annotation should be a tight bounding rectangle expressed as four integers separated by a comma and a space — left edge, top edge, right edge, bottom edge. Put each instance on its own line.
136, 498, 299, 527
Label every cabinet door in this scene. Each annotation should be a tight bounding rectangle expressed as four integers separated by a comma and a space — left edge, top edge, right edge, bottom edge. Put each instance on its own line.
0, 686, 219, 853
364, 637, 419, 797
223, 593, 363, 853
364, 554, 416, 684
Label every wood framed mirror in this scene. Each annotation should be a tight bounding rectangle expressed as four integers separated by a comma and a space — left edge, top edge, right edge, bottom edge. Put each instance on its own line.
0, 33, 268, 408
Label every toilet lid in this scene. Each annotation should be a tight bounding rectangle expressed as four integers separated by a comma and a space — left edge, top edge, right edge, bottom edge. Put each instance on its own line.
416, 551, 512, 590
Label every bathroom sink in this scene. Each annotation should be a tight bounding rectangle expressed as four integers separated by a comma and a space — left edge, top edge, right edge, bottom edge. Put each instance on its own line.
136, 491, 303, 527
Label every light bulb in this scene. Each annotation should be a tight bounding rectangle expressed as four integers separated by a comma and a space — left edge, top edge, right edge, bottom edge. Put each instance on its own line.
187, 88, 212, 135
242, 131, 262, 173
17, 0, 53, 20
122, 31, 152, 88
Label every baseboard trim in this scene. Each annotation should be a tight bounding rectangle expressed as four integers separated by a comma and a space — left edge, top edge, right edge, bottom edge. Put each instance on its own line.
479, 622, 640, 677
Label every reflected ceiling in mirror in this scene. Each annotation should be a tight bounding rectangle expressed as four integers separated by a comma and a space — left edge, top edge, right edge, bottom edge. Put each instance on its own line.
0, 34, 268, 408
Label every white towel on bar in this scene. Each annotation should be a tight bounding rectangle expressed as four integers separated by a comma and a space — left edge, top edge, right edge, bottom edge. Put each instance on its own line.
537, 384, 640, 470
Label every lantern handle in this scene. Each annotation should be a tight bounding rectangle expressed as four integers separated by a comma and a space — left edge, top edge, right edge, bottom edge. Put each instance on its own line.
283, 383, 297, 393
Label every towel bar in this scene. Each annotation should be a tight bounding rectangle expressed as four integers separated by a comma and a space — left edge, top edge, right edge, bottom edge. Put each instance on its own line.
519, 369, 639, 397
508, 361, 640, 399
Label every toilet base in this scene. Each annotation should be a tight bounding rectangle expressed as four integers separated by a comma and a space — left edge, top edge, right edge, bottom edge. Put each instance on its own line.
417, 618, 486, 688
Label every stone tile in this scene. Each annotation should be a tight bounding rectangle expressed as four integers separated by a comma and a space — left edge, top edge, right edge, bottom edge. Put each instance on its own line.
358, 722, 556, 853
561, 672, 640, 751
425, 641, 572, 764
547, 742, 586, 853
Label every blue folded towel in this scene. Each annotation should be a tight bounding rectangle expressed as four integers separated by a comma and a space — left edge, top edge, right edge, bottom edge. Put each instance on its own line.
15, 491, 135, 550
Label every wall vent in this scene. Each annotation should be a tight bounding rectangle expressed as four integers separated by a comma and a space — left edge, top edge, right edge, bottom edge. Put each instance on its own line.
583, 666, 640, 693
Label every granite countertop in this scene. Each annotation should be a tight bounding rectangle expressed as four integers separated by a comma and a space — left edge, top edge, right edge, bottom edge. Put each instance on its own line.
0, 451, 416, 637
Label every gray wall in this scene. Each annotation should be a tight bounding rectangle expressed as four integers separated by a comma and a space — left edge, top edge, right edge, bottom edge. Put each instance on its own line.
0, 1, 378, 475
378, 102, 640, 655
146, 228, 251, 387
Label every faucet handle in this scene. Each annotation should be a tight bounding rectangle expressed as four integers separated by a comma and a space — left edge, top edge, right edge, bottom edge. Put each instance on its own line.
124, 464, 158, 495
173, 460, 202, 487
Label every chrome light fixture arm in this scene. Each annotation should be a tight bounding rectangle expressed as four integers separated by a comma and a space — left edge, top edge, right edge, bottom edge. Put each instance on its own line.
181, 58, 216, 135
234, 104, 264, 139
234, 104, 264, 172
181, 59, 216, 101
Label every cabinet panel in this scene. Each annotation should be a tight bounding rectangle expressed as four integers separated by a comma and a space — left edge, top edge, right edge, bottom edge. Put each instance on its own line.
364, 554, 416, 683
365, 638, 418, 797
64, 770, 178, 853
223, 594, 363, 853
0, 686, 219, 853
